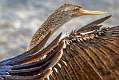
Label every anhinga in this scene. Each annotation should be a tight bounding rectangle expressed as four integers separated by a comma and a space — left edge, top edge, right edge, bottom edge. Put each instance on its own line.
0, 4, 119, 80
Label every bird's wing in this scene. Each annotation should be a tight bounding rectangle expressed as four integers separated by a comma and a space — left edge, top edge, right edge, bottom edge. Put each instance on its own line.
50, 16, 119, 80
0, 33, 63, 80
0, 31, 63, 66
77, 15, 112, 33
1, 16, 119, 80
0, 31, 64, 80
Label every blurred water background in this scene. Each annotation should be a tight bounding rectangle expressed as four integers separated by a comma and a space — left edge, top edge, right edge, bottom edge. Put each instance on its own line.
0, 0, 119, 61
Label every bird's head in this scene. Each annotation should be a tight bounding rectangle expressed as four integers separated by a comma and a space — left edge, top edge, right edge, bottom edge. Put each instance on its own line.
45, 4, 107, 30
56, 4, 106, 17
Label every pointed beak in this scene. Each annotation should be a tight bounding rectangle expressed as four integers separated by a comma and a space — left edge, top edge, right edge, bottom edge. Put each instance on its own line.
79, 8, 107, 16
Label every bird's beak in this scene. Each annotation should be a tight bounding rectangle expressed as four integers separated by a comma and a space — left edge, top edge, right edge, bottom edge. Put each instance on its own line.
78, 8, 107, 16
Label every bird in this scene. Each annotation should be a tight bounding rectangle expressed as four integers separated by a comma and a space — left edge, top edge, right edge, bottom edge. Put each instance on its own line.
28, 3, 105, 50
0, 3, 118, 80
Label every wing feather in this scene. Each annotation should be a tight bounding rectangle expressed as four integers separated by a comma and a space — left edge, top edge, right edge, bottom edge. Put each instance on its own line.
50, 16, 119, 80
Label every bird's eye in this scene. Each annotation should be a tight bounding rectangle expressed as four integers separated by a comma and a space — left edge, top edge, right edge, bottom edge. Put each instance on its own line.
73, 7, 80, 11
73, 5, 82, 11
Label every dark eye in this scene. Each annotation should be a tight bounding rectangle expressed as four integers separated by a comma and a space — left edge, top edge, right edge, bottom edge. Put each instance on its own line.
73, 5, 82, 11
73, 7, 80, 11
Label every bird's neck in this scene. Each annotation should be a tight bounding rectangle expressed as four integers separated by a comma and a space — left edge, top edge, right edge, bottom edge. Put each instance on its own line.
29, 11, 72, 49
41, 11, 72, 32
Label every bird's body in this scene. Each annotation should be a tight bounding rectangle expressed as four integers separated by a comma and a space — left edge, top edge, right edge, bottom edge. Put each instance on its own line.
0, 4, 119, 80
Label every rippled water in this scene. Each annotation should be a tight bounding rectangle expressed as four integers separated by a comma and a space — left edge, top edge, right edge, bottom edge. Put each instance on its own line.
0, 0, 119, 60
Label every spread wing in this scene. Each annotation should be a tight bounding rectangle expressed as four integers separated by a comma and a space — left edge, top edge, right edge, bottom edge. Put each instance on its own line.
49, 16, 119, 80
0, 33, 64, 80
0, 16, 119, 80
